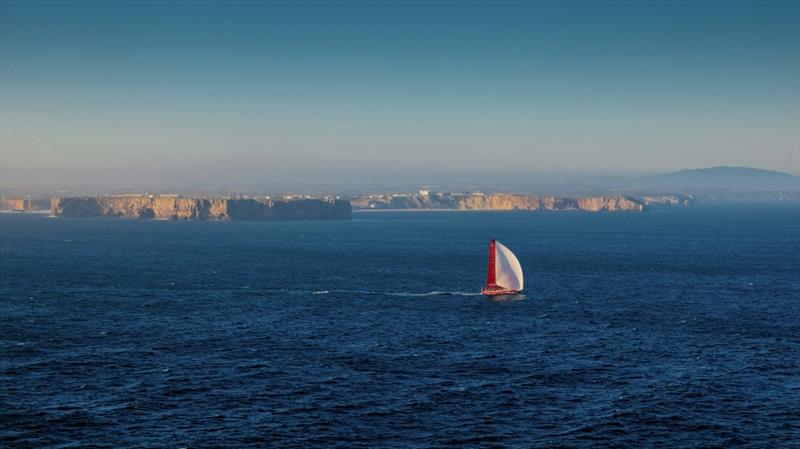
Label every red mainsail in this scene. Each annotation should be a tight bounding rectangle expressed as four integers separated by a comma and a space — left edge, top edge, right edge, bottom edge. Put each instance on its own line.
485, 239, 496, 289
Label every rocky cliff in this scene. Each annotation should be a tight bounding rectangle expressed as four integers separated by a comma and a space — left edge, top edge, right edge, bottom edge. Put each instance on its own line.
0, 198, 51, 211
51, 196, 352, 220
459, 194, 644, 211
0, 198, 26, 211
353, 193, 645, 212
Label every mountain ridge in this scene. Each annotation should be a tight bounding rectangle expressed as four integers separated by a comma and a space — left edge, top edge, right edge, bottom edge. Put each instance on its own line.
639, 166, 799, 191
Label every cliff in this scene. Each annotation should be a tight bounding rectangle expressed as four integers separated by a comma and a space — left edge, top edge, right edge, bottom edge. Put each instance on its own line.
50, 196, 352, 221
459, 194, 644, 211
353, 193, 645, 212
0, 198, 26, 211
0, 198, 51, 212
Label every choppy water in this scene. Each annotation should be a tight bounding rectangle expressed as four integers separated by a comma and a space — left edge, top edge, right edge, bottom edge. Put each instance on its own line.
1, 205, 799, 448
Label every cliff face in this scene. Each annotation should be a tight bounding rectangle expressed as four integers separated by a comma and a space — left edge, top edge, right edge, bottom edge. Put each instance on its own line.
459, 194, 644, 211
574, 196, 645, 212
51, 197, 352, 221
457, 194, 558, 210
0, 198, 51, 211
1, 198, 27, 211
353, 193, 645, 212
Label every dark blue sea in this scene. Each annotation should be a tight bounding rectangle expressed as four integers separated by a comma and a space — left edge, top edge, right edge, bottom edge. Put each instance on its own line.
2, 205, 799, 448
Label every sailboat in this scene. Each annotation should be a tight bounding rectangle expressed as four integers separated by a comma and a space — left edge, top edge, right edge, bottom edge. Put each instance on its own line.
481, 239, 524, 296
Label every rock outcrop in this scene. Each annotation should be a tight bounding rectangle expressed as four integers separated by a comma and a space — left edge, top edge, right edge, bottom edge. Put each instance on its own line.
574, 196, 645, 212
352, 193, 645, 212
51, 196, 352, 221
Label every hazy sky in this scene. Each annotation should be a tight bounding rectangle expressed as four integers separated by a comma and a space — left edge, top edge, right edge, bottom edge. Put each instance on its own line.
1, 1, 798, 185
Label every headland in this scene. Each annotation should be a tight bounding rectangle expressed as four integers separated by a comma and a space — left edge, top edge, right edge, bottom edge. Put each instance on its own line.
350, 192, 686, 212
49, 195, 352, 221
0, 191, 702, 219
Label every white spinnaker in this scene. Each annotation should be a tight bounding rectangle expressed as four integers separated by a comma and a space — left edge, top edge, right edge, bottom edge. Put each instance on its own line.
494, 241, 524, 291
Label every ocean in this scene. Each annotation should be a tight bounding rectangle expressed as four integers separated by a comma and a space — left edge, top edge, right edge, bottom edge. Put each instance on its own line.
1, 205, 799, 448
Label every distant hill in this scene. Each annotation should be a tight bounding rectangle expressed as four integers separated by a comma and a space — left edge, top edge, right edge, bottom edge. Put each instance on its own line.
640, 166, 799, 191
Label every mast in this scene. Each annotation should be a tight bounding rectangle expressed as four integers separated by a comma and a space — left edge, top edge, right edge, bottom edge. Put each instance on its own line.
485, 239, 496, 288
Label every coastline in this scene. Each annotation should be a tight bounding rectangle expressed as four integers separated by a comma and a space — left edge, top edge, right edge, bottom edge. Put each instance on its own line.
0, 210, 51, 214
352, 208, 634, 213
353, 208, 485, 212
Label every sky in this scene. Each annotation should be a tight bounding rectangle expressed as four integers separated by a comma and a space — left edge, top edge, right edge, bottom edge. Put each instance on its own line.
1, 1, 798, 187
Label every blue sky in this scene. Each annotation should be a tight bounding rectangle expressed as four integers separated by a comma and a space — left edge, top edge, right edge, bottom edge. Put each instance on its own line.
1, 1, 798, 185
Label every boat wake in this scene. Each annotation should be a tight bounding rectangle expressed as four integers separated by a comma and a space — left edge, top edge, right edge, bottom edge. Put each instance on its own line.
345, 290, 484, 297
253, 289, 483, 297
